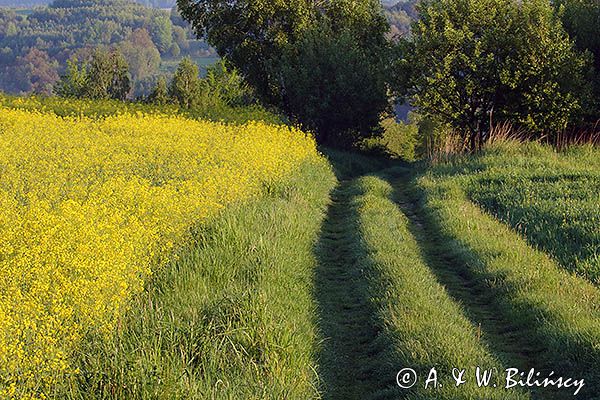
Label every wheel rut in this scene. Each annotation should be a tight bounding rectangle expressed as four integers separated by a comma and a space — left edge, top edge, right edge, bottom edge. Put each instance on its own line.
314, 179, 387, 400
389, 177, 566, 400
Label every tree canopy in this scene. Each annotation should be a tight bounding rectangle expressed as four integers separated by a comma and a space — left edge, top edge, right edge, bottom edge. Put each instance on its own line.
400, 0, 591, 149
177, 0, 392, 145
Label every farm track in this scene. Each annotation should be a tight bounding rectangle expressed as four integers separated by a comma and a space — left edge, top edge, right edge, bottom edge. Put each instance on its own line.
314, 178, 390, 400
314, 169, 577, 399
389, 177, 565, 400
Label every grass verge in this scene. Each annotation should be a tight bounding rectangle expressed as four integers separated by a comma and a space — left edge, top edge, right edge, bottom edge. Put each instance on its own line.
60, 158, 336, 399
409, 162, 600, 398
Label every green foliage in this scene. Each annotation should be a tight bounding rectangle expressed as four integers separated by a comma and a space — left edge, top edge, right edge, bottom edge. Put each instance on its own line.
54, 57, 87, 98
280, 26, 390, 147
177, 0, 392, 147
146, 76, 169, 105
119, 28, 161, 82
402, 0, 592, 148
56, 48, 131, 100
0, 0, 215, 96
361, 118, 418, 161
203, 61, 255, 107
555, 0, 600, 116
556, 0, 600, 71
177, 0, 316, 102
149, 14, 173, 54
168, 56, 200, 108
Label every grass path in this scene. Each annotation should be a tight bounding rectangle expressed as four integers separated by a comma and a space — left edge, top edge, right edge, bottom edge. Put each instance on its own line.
314, 170, 529, 400
314, 180, 387, 399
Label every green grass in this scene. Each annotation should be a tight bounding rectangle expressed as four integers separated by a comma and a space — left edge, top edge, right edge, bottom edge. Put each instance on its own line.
317, 172, 530, 399
462, 142, 600, 282
407, 143, 600, 398
58, 159, 336, 399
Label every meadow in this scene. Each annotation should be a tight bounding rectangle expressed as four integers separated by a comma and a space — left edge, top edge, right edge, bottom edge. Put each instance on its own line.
1, 97, 599, 399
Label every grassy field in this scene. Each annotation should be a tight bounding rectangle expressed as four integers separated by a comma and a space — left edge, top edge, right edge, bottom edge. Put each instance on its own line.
465, 144, 600, 282
1, 97, 598, 399
406, 142, 600, 398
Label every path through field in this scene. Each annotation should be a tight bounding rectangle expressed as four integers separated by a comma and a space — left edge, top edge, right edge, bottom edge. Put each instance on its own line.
313, 168, 575, 400
315, 180, 388, 399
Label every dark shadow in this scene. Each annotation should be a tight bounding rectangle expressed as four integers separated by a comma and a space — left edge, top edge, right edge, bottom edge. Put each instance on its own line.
313, 165, 403, 399
318, 146, 403, 181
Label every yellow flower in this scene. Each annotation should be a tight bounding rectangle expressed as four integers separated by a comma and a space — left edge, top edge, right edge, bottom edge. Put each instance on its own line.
0, 106, 318, 398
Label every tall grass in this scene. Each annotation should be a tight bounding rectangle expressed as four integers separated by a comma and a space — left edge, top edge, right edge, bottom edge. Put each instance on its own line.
60, 159, 337, 399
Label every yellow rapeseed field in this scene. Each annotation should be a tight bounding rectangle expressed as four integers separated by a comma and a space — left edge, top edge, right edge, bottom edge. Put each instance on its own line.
0, 107, 318, 398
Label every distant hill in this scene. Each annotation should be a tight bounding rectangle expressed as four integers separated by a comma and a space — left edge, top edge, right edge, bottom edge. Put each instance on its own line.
0, 0, 48, 5
0, 0, 409, 9
0, 0, 216, 95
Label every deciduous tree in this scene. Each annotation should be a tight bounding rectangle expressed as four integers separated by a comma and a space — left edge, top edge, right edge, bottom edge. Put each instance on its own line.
401, 0, 590, 149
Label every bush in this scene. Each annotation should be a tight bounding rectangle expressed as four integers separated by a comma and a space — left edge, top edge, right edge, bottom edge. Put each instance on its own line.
361, 118, 418, 161
401, 0, 592, 149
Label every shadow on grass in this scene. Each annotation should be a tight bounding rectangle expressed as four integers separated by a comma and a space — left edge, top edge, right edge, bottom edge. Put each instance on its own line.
313, 179, 397, 400
390, 170, 600, 400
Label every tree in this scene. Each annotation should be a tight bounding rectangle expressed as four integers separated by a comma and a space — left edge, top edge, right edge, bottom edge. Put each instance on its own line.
171, 25, 189, 50
555, 0, 600, 70
84, 48, 131, 100
176, 0, 391, 146
7, 49, 59, 95
281, 26, 390, 146
55, 57, 87, 97
169, 42, 181, 58
108, 49, 131, 100
169, 57, 200, 108
177, 0, 315, 103
401, 0, 591, 149
204, 60, 254, 107
554, 0, 600, 117
147, 76, 170, 105
120, 28, 161, 82
149, 14, 173, 54
55, 48, 131, 100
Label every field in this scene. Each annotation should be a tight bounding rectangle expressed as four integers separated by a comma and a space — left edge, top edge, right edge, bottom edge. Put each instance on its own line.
0, 104, 319, 398
0, 99, 599, 399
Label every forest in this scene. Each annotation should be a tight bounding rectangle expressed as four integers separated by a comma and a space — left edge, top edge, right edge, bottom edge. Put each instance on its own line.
0, 0, 216, 96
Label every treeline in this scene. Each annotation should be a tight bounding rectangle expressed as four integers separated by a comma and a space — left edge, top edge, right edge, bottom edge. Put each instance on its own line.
0, 0, 216, 96
55, 48, 255, 112
177, 0, 598, 151
0, 0, 176, 7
